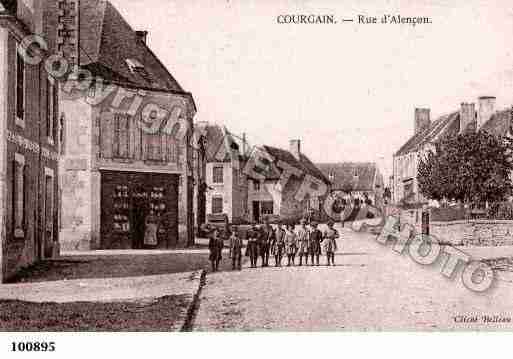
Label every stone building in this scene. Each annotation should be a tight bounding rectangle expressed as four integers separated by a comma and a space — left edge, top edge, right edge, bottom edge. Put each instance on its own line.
247, 140, 330, 223
0, 0, 60, 281
52, 0, 196, 250
199, 123, 249, 224
393, 98, 512, 207
316, 162, 384, 206
392, 98, 513, 232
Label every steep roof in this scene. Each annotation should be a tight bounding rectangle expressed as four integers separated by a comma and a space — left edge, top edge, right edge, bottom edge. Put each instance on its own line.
396, 107, 513, 157
194, 123, 246, 163
194, 123, 226, 162
316, 162, 378, 192
480, 109, 513, 137
395, 112, 459, 156
261, 145, 330, 184
79, 0, 183, 92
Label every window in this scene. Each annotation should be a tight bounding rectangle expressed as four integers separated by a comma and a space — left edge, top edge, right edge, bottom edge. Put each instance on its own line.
13, 153, 26, 238
213, 166, 223, 184
45, 168, 55, 244
46, 76, 58, 144
113, 113, 130, 158
126, 58, 153, 84
212, 197, 223, 214
253, 180, 260, 191
15, 48, 25, 127
404, 179, 414, 199
261, 201, 274, 215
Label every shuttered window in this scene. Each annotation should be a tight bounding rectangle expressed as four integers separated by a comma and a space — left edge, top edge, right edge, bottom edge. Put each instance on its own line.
113, 113, 130, 158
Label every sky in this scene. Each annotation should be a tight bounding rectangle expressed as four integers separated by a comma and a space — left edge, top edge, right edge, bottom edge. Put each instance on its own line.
109, 0, 513, 181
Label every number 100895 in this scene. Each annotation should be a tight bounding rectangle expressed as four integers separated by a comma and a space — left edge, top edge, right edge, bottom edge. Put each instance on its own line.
11, 342, 56, 352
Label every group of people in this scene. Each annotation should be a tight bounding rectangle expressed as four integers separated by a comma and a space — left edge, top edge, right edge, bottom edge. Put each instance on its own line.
208, 219, 340, 272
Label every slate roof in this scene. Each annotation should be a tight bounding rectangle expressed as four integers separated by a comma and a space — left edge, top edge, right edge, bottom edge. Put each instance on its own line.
261, 146, 330, 184
195, 123, 246, 163
316, 162, 378, 192
396, 107, 513, 157
395, 112, 460, 156
78, 0, 184, 92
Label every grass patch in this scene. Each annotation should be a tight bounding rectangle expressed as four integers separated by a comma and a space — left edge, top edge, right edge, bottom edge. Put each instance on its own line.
0, 295, 190, 331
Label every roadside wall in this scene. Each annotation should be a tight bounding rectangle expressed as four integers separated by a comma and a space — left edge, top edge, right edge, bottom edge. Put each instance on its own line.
430, 220, 513, 246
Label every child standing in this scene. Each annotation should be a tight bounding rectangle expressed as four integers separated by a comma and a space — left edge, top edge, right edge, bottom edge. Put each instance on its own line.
229, 226, 243, 270
285, 224, 297, 266
323, 221, 339, 266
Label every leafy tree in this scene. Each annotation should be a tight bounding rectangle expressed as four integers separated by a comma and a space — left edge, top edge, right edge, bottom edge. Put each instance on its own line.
418, 131, 513, 206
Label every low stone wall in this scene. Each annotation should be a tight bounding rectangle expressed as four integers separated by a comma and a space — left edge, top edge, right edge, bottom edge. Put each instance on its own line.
430, 220, 513, 246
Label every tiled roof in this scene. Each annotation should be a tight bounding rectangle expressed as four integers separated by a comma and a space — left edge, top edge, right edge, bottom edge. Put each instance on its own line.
79, 0, 183, 92
316, 162, 378, 192
262, 146, 330, 184
395, 112, 459, 156
194, 123, 226, 162
480, 109, 512, 137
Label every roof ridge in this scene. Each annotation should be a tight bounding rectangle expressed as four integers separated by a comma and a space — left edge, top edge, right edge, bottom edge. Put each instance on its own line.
96, 1, 108, 63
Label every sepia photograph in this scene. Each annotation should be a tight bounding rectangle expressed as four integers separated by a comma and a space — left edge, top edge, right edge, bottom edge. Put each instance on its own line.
0, 0, 512, 346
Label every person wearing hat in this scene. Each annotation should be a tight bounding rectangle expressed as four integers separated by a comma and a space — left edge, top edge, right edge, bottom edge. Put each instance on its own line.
323, 221, 339, 266
296, 219, 310, 266
260, 220, 274, 267
271, 221, 286, 267
208, 228, 224, 272
246, 224, 260, 268
284, 223, 297, 266
229, 226, 243, 270
309, 221, 323, 266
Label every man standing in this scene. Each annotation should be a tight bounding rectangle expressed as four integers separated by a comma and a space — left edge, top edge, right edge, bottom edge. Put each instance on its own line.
271, 221, 286, 267
323, 221, 339, 266
229, 226, 243, 270
260, 220, 274, 267
296, 219, 310, 266
247, 225, 260, 268
309, 222, 323, 266
208, 228, 224, 272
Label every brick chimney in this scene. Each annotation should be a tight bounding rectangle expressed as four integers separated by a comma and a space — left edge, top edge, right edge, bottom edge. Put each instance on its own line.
414, 108, 431, 135
459, 102, 476, 134
290, 139, 301, 160
136, 30, 148, 44
477, 96, 496, 130
56, 0, 80, 67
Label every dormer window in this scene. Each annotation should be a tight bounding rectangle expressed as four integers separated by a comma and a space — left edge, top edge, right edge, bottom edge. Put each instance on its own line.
126, 58, 152, 83
328, 172, 335, 181
126, 58, 144, 72
354, 169, 358, 177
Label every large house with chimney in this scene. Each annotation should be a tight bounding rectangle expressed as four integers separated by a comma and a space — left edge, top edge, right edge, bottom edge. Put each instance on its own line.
52, 0, 197, 250
393, 96, 512, 209
0, 0, 60, 282
247, 140, 330, 223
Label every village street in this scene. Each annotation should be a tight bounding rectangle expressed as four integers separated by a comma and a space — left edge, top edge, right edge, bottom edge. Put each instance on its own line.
193, 225, 513, 331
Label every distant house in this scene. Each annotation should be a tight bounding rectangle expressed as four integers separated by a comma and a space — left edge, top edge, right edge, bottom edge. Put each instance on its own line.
316, 162, 384, 206
248, 140, 330, 223
201, 123, 249, 224
393, 98, 513, 208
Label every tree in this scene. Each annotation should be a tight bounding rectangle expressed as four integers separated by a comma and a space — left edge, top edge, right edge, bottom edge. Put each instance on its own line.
418, 131, 513, 206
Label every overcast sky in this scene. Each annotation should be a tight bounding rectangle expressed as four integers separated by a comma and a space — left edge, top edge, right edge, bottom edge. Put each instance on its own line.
109, 0, 513, 180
